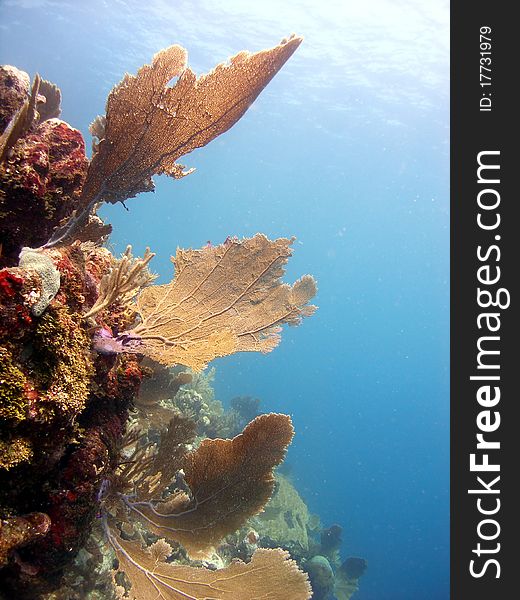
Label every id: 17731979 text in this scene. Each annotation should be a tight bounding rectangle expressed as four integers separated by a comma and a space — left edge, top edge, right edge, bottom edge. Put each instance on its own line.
480, 26, 492, 112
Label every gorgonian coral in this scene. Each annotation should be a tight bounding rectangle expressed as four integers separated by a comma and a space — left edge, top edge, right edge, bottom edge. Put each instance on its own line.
102, 413, 311, 598
111, 414, 294, 557
123, 234, 317, 370
109, 537, 312, 600
83, 245, 156, 320
46, 35, 302, 247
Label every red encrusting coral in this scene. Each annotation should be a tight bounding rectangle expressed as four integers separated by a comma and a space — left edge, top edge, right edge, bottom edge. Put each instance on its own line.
0, 119, 88, 266
0, 404, 130, 596
23, 413, 121, 573
0, 270, 24, 298
0, 268, 39, 338
0, 240, 145, 590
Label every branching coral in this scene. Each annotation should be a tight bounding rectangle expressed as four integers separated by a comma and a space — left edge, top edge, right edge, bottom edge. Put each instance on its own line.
83, 245, 156, 320
128, 234, 317, 371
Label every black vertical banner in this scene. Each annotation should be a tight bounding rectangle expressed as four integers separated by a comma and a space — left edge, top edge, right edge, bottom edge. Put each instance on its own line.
451, 2, 517, 599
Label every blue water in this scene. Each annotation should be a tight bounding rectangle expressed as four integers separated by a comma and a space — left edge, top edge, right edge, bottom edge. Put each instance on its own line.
0, 1, 449, 598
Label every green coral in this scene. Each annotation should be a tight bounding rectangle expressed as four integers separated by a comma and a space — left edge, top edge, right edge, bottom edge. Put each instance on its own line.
305, 555, 335, 600
0, 436, 33, 470
0, 346, 28, 422
33, 305, 93, 417
252, 474, 313, 551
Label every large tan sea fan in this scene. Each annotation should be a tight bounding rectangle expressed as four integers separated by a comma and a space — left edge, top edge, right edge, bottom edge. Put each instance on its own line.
129, 234, 317, 371
80, 35, 303, 208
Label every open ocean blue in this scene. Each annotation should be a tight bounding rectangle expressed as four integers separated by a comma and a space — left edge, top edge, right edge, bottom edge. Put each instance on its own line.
0, 1, 449, 598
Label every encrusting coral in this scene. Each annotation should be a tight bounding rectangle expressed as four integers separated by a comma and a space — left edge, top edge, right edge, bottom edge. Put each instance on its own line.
18, 247, 60, 315
0, 66, 89, 266
0, 35, 368, 600
0, 512, 51, 567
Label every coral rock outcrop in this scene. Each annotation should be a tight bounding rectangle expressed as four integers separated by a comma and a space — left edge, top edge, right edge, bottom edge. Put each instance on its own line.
0, 119, 88, 265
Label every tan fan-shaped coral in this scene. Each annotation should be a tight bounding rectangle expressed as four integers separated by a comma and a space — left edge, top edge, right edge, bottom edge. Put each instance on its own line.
36, 78, 62, 122
79, 35, 302, 209
120, 414, 294, 557
129, 234, 317, 371
108, 530, 312, 600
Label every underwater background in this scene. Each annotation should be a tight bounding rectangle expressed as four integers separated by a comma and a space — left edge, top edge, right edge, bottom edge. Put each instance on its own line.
0, 1, 449, 599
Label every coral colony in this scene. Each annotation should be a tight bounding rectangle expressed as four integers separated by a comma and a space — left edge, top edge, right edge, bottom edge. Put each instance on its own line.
0, 37, 366, 599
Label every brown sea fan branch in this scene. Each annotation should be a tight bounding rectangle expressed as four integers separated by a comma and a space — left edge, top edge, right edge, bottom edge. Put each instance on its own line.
129, 235, 317, 371
44, 36, 302, 247
106, 521, 312, 600
122, 414, 294, 558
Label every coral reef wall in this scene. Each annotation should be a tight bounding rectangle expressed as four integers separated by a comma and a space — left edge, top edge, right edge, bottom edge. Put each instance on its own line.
0, 37, 363, 600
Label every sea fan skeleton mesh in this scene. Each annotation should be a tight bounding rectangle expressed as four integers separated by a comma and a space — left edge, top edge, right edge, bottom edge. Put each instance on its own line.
108, 530, 312, 600
45, 35, 302, 247
0, 36, 317, 600
119, 414, 294, 557
107, 414, 310, 598
128, 234, 317, 371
